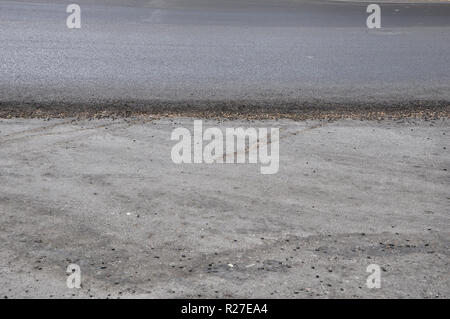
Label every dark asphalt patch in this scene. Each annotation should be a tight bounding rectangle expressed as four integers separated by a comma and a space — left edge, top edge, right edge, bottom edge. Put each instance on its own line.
1, 99, 448, 120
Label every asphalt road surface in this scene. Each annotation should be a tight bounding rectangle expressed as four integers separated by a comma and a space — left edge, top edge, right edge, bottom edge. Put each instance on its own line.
1, 0, 450, 115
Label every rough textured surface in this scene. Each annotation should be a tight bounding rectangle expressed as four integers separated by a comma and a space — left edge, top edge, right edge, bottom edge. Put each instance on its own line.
1, 0, 450, 112
1, 0, 449, 300
1, 100, 449, 120
0, 118, 448, 298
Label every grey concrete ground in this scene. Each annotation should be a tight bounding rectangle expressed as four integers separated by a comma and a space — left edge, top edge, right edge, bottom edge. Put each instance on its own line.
0, 117, 448, 298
